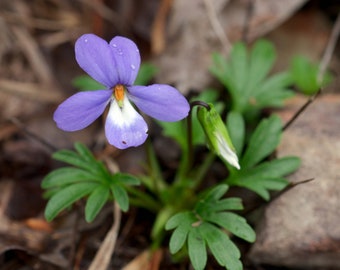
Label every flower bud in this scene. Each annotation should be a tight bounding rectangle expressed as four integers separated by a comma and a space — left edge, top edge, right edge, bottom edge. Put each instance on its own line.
197, 104, 240, 170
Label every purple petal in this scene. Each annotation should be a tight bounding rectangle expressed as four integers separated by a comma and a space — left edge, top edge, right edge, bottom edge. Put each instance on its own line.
105, 96, 148, 149
128, 84, 190, 121
109, 36, 140, 86
54, 90, 112, 131
75, 34, 140, 87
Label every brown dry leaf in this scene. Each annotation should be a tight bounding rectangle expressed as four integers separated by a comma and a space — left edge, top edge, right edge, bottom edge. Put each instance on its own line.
122, 249, 163, 270
152, 0, 308, 94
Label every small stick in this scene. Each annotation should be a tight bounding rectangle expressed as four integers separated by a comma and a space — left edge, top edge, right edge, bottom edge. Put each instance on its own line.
88, 202, 122, 270
241, 0, 255, 43
9, 118, 58, 152
203, 0, 231, 53
270, 178, 314, 203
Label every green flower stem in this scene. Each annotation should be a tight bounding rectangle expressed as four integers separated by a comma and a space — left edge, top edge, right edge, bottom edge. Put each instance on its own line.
187, 101, 211, 172
174, 101, 211, 184
146, 140, 168, 194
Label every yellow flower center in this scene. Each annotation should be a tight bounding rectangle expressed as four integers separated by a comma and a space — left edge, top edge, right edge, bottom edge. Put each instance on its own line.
114, 84, 125, 108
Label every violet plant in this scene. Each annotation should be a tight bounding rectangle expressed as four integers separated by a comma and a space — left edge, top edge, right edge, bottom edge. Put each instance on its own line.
42, 34, 304, 270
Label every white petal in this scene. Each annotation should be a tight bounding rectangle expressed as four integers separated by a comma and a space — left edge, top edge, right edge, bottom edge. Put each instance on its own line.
105, 96, 148, 149
215, 132, 240, 170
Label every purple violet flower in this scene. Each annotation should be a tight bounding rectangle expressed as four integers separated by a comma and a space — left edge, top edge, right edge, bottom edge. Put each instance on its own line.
54, 34, 190, 149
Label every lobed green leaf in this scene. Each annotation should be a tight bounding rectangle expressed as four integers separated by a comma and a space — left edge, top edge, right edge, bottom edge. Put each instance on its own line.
53, 150, 95, 172
41, 167, 97, 189
45, 182, 98, 221
111, 184, 129, 212
85, 185, 110, 222
188, 229, 207, 270
112, 173, 141, 186
207, 212, 256, 243
247, 39, 275, 88
199, 222, 242, 270
227, 112, 245, 156
241, 115, 282, 169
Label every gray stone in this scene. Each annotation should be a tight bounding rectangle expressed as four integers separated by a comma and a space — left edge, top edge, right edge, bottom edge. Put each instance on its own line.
248, 94, 340, 269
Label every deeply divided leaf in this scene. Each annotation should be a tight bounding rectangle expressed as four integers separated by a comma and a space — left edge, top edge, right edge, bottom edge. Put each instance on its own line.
85, 185, 110, 222
41, 167, 97, 189
111, 184, 129, 212
199, 222, 242, 270
188, 229, 207, 270
227, 112, 245, 156
241, 115, 282, 169
45, 182, 98, 221
227, 157, 300, 199
210, 40, 294, 113
207, 212, 256, 243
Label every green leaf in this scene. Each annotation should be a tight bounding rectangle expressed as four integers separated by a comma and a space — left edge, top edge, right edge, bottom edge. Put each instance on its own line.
229, 42, 248, 95
111, 184, 129, 212
72, 75, 105, 91
45, 182, 98, 221
166, 185, 252, 270
85, 185, 110, 222
166, 212, 197, 253
74, 142, 97, 162
112, 173, 140, 186
207, 212, 256, 243
199, 222, 242, 270
210, 198, 244, 212
134, 63, 158, 85
227, 111, 245, 156
232, 157, 300, 182
290, 55, 320, 95
227, 157, 300, 199
247, 40, 275, 87
201, 184, 229, 202
241, 115, 282, 169
53, 150, 94, 171
166, 212, 191, 230
188, 229, 207, 270
239, 177, 288, 200
41, 167, 97, 188
211, 40, 293, 114
158, 120, 186, 150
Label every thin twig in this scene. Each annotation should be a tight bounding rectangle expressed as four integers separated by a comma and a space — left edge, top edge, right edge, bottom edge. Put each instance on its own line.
203, 0, 231, 53
318, 12, 340, 83
9, 118, 58, 152
283, 90, 321, 131
270, 178, 314, 203
283, 11, 340, 131
241, 0, 255, 43
11, 26, 54, 85
88, 202, 122, 270
244, 178, 314, 215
